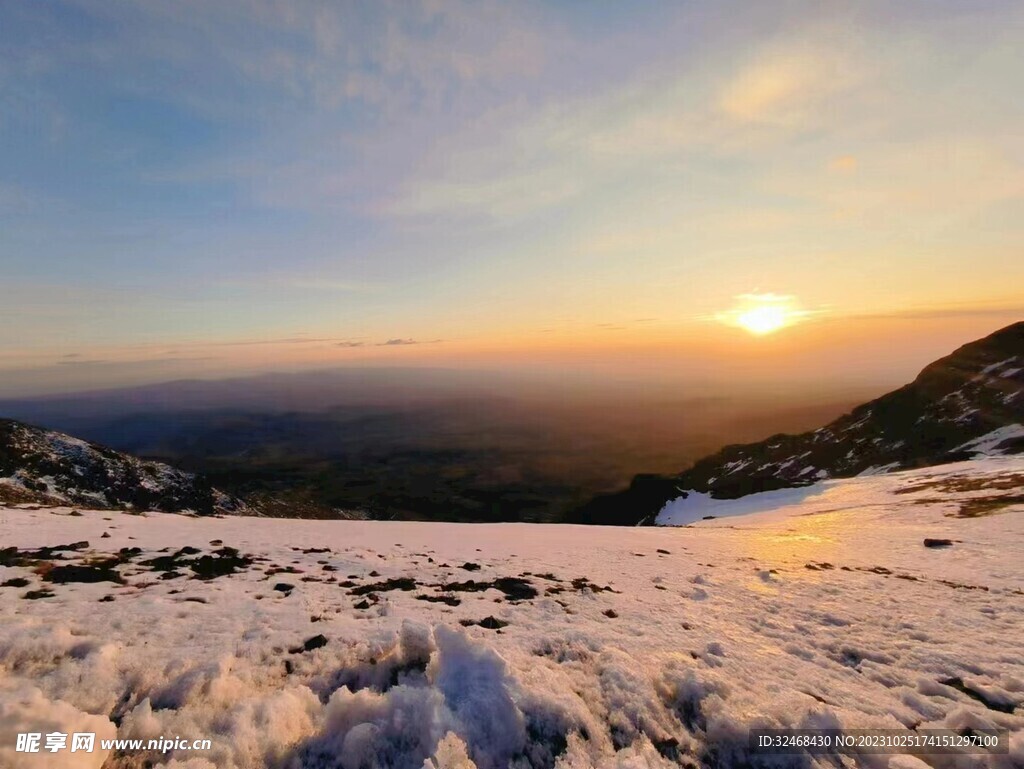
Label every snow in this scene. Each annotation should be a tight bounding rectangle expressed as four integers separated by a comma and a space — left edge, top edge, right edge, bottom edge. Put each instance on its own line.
953, 424, 1024, 457
0, 419, 241, 513
979, 357, 1018, 377
0, 683, 116, 769
655, 485, 830, 526
857, 462, 902, 477
1, 456, 1022, 768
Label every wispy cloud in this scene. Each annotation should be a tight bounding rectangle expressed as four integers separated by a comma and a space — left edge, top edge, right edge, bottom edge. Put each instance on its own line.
381, 22, 867, 223
204, 336, 339, 347
56, 358, 109, 366
847, 304, 1024, 323
54, 356, 219, 368
376, 338, 442, 347
718, 43, 861, 127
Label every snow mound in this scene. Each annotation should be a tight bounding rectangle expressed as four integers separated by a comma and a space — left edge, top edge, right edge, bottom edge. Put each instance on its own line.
0, 682, 116, 769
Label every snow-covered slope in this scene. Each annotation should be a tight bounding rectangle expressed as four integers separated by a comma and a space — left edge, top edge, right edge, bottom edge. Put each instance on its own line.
1, 456, 1021, 768
577, 321, 1024, 525
0, 418, 243, 514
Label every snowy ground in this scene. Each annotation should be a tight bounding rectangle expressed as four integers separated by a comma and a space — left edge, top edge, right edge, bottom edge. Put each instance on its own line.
1, 458, 1022, 769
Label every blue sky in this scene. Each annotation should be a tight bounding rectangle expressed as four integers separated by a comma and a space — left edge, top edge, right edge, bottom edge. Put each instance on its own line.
1, 1, 1023, 395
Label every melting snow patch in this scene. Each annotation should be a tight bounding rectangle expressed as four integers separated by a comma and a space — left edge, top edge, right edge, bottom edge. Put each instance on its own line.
656, 483, 829, 526
953, 424, 1024, 457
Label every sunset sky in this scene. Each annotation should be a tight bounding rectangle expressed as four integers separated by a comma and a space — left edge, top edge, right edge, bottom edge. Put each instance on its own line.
2, 1, 1022, 396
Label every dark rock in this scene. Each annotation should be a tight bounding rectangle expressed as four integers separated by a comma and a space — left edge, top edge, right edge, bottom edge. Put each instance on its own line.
349, 577, 417, 595
290, 634, 328, 653
438, 577, 537, 602
141, 546, 253, 580
940, 677, 1016, 713
301, 634, 325, 651
45, 563, 124, 584
415, 593, 461, 606
571, 577, 617, 594
924, 538, 954, 548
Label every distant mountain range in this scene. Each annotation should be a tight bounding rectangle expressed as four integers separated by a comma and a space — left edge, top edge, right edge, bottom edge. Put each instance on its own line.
573, 321, 1024, 525
0, 418, 244, 514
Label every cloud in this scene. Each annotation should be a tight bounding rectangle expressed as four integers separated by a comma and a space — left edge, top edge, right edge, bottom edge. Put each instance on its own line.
388, 166, 583, 221
381, 20, 870, 223
281, 278, 381, 293
828, 155, 858, 173
717, 44, 860, 127
54, 356, 219, 367
204, 336, 339, 347
766, 138, 1024, 229
847, 304, 1024, 323
376, 338, 442, 346
336, 341, 365, 348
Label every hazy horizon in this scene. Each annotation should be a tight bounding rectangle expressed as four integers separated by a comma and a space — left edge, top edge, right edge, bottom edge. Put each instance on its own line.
1, 316, 1020, 400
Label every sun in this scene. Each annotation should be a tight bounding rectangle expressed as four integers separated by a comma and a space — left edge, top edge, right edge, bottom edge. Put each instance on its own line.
736, 304, 789, 335
717, 293, 809, 336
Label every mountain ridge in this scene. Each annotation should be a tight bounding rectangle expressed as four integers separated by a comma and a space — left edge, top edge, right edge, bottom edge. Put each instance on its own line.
573, 321, 1024, 525
0, 418, 245, 515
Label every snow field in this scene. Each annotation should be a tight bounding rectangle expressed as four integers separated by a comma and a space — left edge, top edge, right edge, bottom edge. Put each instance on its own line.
0, 457, 1022, 768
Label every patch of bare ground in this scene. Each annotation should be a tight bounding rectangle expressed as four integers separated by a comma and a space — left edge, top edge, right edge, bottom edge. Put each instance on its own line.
895, 472, 1024, 495
950, 493, 1024, 518
894, 472, 1024, 517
